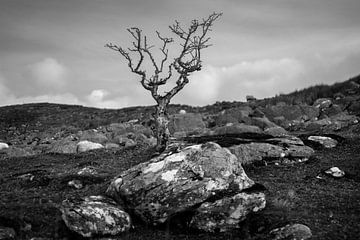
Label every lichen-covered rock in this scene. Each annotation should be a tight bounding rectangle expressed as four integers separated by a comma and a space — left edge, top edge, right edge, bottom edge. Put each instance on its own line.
313, 98, 332, 109
106, 142, 257, 226
168, 113, 206, 135
228, 143, 285, 165
190, 192, 266, 232
324, 167, 345, 178
213, 123, 262, 135
228, 136, 314, 165
76, 140, 103, 153
307, 136, 338, 148
60, 195, 131, 238
269, 223, 312, 240
264, 126, 288, 137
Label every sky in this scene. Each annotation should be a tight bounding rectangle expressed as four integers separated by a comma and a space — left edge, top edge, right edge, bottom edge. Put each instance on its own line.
0, 0, 359, 108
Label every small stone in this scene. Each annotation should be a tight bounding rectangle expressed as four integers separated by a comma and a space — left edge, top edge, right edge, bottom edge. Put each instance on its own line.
324, 167, 345, 178
269, 223, 312, 240
18, 173, 35, 181
0, 226, 16, 239
308, 136, 338, 148
68, 180, 83, 189
77, 166, 97, 175
0, 142, 9, 150
77, 140, 104, 153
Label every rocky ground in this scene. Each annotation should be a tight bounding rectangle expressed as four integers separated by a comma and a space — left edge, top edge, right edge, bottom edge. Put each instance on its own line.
0, 78, 360, 239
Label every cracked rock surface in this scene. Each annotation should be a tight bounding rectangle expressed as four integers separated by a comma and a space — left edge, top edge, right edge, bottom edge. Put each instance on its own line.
106, 142, 265, 230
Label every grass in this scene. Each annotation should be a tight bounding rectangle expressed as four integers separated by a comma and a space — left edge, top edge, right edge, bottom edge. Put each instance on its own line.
0, 137, 359, 239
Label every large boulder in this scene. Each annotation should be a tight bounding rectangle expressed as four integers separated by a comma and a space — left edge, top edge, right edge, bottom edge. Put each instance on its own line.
61, 195, 131, 237
106, 142, 265, 229
168, 113, 206, 136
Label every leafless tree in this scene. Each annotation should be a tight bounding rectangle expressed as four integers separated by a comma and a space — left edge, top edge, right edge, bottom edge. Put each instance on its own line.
106, 12, 222, 152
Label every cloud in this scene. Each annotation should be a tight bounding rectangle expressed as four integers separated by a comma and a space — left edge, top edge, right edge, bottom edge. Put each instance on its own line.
29, 58, 68, 89
86, 89, 131, 109
175, 58, 305, 104
0, 74, 13, 103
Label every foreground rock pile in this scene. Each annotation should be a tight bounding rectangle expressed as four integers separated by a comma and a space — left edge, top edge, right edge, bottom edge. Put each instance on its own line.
61, 142, 266, 237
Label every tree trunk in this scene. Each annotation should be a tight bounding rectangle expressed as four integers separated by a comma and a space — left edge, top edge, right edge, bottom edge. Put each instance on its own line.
154, 99, 170, 152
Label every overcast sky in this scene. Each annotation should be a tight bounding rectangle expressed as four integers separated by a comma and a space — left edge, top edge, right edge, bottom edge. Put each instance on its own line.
0, 0, 359, 108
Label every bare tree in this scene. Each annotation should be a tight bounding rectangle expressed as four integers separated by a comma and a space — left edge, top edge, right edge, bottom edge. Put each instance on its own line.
106, 12, 222, 152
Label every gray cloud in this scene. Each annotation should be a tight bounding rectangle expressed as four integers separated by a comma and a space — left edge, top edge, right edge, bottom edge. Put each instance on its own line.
0, 0, 359, 108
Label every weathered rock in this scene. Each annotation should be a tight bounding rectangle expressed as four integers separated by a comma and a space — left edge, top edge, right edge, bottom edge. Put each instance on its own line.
106, 122, 153, 138
228, 143, 285, 165
190, 192, 266, 232
228, 136, 314, 165
320, 104, 343, 118
0, 226, 16, 240
77, 166, 98, 175
264, 126, 288, 137
78, 129, 108, 144
168, 113, 206, 135
105, 143, 120, 149
106, 142, 258, 226
47, 136, 78, 154
214, 107, 252, 126
0, 143, 9, 150
213, 123, 262, 135
76, 140, 104, 153
269, 223, 312, 240
303, 118, 332, 131
68, 180, 83, 189
324, 167, 345, 178
308, 136, 338, 148
61, 195, 131, 238
261, 104, 319, 123
251, 117, 278, 130
124, 139, 137, 148
313, 98, 332, 109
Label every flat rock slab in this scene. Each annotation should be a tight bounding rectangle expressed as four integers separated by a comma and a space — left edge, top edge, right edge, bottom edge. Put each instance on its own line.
106, 142, 260, 227
60, 195, 131, 238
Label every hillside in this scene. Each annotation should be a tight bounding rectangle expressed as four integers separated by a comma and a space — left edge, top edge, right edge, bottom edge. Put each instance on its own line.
0, 75, 360, 240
